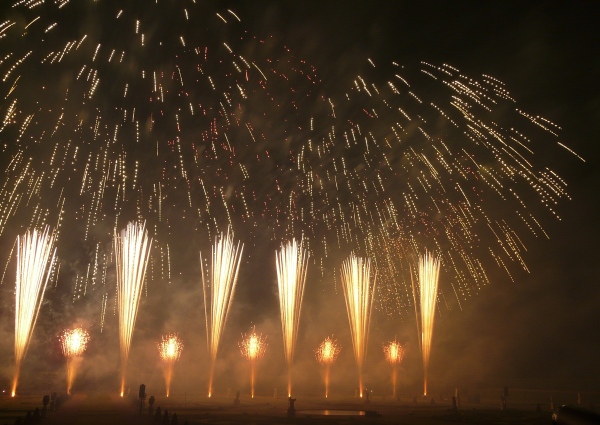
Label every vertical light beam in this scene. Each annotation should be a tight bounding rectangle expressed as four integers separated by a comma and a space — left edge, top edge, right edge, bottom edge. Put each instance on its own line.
383, 339, 405, 398
115, 221, 152, 397
201, 228, 243, 397
239, 327, 267, 398
315, 336, 341, 398
275, 238, 309, 397
415, 250, 440, 396
12, 226, 56, 397
340, 254, 376, 398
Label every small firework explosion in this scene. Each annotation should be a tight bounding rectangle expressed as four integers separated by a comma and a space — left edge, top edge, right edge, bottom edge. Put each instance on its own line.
157, 333, 183, 397
60, 327, 90, 394
315, 337, 341, 398
383, 339, 405, 398
240, 328, 267, 398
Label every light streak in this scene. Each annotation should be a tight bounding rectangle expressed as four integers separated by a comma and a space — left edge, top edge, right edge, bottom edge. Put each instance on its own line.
201, 228, 243, 397
315, 336, 340, 398
157, 333, 183, 397
340, 254, 376, 398
383, 339, 405, 398
413, 251, 440, 396
115, 221, 152, 397
60, 327, 90, 394
275, 238, 309, 397
12, 226, 56, 397
239, 327, 267, 398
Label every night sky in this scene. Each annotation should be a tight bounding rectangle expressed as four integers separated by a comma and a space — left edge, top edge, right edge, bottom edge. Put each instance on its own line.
0, 1, 599, 397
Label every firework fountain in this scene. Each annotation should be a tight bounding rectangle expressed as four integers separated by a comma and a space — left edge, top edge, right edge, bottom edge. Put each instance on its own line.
239, 327, 267, 398
412, 251, 441, 396
275, 239, 309, 397
201, 229, 244, 397
315, 337, 341, 398
157, 333, 183, 397
341, 254, 376, 398
383, 339, 405, 399
60, 327, 90, 395
12, 227, 56, 397
115, 221, 152, 397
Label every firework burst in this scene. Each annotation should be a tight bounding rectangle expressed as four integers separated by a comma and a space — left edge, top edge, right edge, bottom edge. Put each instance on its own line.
315, 337, 341, 398
115, 221, 152, 397
201, 228, 243, 397
412, 251, 441, 396
239, 328, 267, 398
157, 333, 183, 397
341, 254, 376, 398
275, 239, 309, 397
60, 327, 90, 394
12, 227, 56, 397
383, 339, 405, 398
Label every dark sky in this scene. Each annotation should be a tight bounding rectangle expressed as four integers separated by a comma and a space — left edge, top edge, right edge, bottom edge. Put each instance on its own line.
0, 0, 599, 397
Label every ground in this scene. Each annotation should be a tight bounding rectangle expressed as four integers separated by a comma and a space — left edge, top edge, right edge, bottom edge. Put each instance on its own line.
1, 389, 576, 425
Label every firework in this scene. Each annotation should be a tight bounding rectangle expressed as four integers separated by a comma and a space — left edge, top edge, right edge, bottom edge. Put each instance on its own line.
383, 339, 405, 398
239, 328, 267, 398
115, 221, 152, 397
201, 228, 244, 397
12, 227, 56, 397
315, 337, 341, 398
275, 239, 309, 397
412, 251, 441, 396
157, 333, 183, 397
0, 0, 580, 331
60, 327, 90, 394
341, 254, 376, 398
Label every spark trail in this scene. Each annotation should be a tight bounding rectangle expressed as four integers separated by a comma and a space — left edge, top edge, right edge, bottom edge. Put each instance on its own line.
276, 239, 309, 397
315, 336, 340, 398
60, 327, 90, 394
115, 221, 152, 397
383, 339, 405, 398
413, 251, 441, 396
201, 228, 243, 397
239, 327, 267, 398
12, 226, 56, 397
341, 254, 376, 398
157, 333, 183, 397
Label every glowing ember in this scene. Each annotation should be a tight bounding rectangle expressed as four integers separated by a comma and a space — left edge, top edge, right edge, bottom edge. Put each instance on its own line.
275, 238, 309, 397
412, 251, 440, 396
157, 333, 183, 397
60, 327, 90, 394
115, 221, 152, 397
12, 226, 56, 397
239, 328, 267, 398
341, 254, 376, 398
383, 339, 405, 398
202, 228, 243, 397
315, 337, 340, 398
